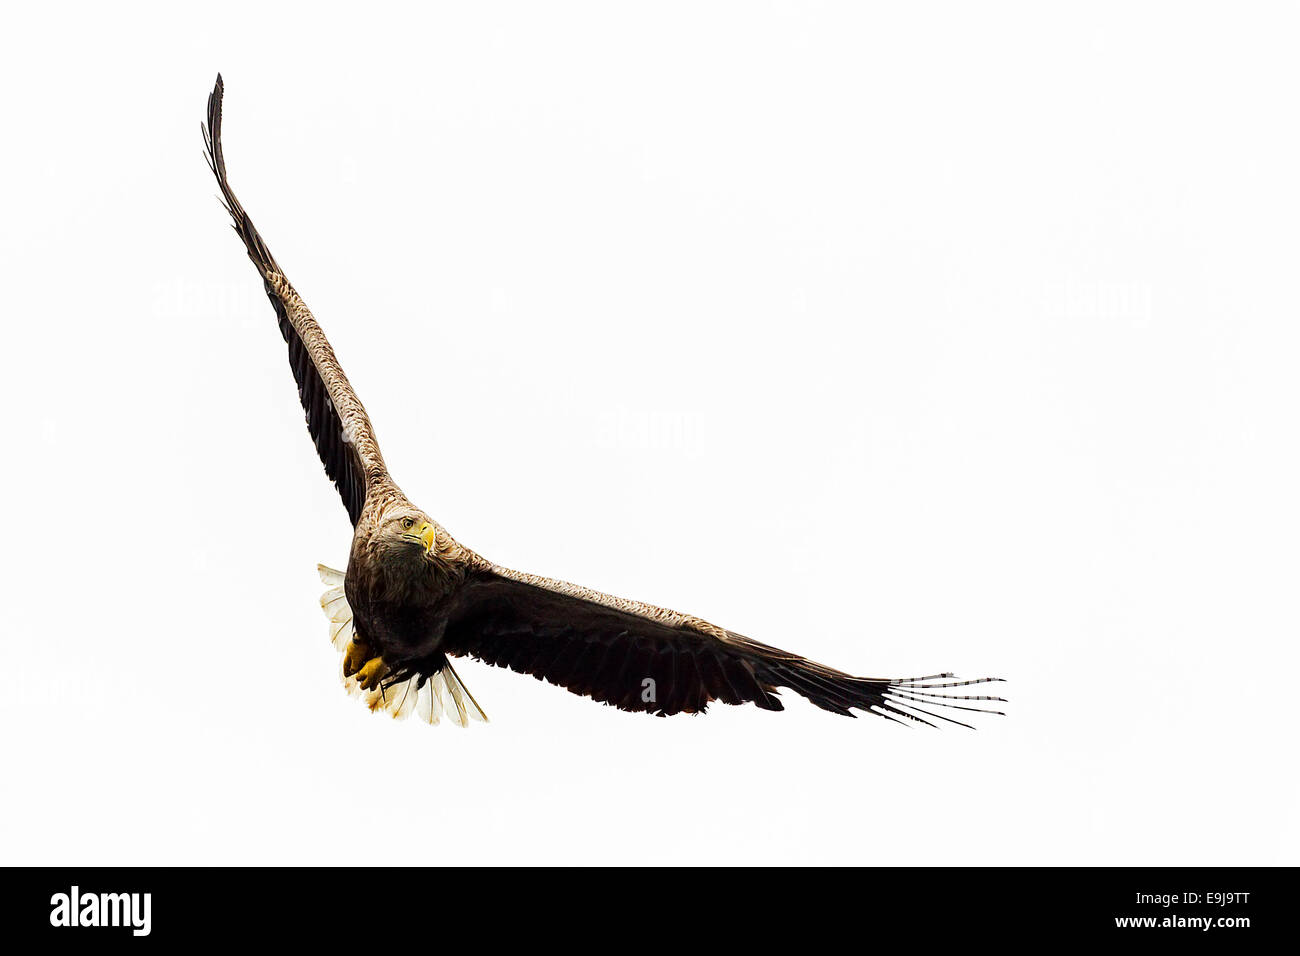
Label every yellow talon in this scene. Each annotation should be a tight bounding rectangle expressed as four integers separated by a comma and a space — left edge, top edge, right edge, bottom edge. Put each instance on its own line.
343, 639, 371, 678
357, 657, 387, 690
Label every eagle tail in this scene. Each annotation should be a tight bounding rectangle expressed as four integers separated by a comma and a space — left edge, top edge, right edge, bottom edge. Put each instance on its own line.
428, 660, 490, 727
369, 661, 488, 727
317, 564, 488, 727
318, 564, 353, 650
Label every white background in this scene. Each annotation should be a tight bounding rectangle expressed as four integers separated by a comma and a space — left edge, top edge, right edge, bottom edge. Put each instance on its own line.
2, 2, 1296, 865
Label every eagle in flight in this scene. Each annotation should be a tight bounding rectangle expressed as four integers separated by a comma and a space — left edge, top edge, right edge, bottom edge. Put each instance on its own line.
203, 75, 1004, 728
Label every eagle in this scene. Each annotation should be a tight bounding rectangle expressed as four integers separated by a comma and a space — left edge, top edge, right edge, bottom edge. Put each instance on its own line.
203, 75, 1004, 728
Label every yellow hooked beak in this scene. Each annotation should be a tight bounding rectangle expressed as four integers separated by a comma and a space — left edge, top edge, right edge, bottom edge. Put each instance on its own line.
401, 520, 436, 552
414, 521, 437, 553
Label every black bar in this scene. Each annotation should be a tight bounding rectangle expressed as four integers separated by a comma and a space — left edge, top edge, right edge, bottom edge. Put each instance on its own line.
5, 867, 1288, 943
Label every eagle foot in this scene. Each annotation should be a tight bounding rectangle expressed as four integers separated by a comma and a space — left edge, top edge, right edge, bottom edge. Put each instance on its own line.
343, 638, 376, 679
356, 656, 388, 691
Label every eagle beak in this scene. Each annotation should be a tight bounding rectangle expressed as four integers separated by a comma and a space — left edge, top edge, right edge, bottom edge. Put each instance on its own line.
416, 521, 437, 553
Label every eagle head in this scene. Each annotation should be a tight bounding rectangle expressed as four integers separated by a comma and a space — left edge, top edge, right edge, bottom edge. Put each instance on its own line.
362, 503, 441, 566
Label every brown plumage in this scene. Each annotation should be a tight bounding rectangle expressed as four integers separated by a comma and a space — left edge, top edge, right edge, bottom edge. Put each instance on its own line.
204, 74, 1005, 728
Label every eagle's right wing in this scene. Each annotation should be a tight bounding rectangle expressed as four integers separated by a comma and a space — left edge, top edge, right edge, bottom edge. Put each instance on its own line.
203, 74, 386, 525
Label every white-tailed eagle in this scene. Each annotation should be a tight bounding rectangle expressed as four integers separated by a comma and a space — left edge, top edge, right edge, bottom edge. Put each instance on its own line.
203, 75, 1004, 728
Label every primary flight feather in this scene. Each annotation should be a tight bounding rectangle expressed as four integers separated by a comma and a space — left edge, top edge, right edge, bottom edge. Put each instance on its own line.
203, 74, 1004, 728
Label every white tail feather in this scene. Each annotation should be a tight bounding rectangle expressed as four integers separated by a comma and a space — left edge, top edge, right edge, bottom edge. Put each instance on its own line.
328, 618, 353, 651
430, 672, 449, 725
389, 678, 419, 720
317, 564, 487, 728
320, 585, 351, 624
444, 673, 468, 726
416, 679, 439, 725
318, 564, 345, 586
442, 660, 489, 724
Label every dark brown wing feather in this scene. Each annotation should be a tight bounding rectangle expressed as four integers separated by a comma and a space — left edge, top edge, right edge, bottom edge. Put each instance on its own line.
202, 74, 367, 525
438, 572, 1006, 724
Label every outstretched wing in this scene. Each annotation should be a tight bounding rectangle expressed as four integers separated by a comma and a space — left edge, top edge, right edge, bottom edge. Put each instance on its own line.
202, 74, 388, 525
439, 567, 1005, 726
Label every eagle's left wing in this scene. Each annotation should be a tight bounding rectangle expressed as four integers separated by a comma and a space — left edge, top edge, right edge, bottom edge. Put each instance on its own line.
436, 565, 1004, 725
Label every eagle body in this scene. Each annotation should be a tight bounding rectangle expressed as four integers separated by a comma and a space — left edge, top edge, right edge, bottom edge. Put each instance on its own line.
204, 75, 1004, 728
346, 514, 460, 655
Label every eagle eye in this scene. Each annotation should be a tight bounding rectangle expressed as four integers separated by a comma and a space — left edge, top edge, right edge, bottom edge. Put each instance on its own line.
402, 517, 415, 530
